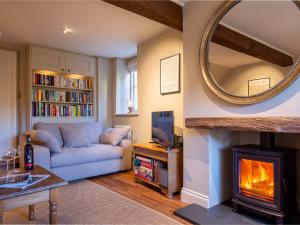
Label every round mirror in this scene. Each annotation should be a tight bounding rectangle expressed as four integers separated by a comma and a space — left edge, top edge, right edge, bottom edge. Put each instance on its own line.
200, 1, 300, 104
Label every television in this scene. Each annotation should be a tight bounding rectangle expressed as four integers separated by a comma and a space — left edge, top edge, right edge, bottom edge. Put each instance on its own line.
152, 111, 174, 148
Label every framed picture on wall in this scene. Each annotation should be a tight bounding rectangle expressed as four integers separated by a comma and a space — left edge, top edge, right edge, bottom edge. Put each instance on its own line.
248, 77, 270, 96
160, 54, 180, 94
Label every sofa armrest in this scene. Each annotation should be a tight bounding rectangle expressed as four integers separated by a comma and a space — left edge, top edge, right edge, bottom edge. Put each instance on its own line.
120, 139, 133, 170
33, 144, 51, 170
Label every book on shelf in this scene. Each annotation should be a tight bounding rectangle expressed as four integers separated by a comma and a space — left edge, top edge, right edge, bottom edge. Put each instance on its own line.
134, 156, 154, 182
32, 73, 93, 90
32, 88, 93, 103
32, 102, 93, 117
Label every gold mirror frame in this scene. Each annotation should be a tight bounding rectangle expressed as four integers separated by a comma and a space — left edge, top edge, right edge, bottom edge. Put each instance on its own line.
200, 1, 300, 105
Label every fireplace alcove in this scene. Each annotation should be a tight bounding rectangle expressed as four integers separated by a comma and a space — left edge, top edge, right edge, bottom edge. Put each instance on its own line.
175, 117, 300, 224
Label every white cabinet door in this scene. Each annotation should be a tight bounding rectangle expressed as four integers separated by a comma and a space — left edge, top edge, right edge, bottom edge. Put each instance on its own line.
0, 49, 17, 152
66, 53, 96, 77
32, 46, 66, 73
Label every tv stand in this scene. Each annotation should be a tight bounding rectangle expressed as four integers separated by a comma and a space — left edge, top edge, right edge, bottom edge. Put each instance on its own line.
133, 143, 183, 198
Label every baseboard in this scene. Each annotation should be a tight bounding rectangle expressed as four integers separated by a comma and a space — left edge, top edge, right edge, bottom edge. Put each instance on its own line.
180, 187, 209, 208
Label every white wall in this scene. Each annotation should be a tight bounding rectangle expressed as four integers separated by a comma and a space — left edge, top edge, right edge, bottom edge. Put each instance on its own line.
217, 62, 288, 96
113, 29, 183, 143
210, 63, 231, 85
183, 0, 300, 208
98, 57, 113, 129
0, 42, 28, 147
0, 49, 17, 152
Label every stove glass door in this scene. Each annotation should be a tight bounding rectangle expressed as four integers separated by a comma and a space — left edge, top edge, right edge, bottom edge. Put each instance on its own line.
239, 158, 274, 203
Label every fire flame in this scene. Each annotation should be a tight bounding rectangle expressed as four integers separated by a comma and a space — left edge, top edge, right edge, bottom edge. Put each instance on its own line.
239, 159, 274, 202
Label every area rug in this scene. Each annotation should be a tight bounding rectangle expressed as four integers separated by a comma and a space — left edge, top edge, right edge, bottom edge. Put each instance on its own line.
4, 180, 182, 224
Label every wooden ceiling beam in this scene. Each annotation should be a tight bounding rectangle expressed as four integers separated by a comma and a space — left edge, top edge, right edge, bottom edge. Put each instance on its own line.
211, 24, 294, 67
293, 0, 300, 10
102, 0, 183, 31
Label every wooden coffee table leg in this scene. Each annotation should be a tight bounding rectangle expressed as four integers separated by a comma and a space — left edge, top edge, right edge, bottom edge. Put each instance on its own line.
29, 204, 35, 220
0, 200, 3, 224
49, 189, 57, 224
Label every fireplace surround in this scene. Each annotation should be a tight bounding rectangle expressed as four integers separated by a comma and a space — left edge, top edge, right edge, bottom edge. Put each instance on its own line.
232, 144, 296, 223
181, 117, 300, 224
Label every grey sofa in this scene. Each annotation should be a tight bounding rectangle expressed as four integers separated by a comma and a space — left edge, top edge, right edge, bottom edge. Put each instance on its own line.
26, 122, 133, 181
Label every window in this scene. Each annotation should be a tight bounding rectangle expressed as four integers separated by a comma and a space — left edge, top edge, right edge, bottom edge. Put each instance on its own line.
115, 58, 138, 115
130, 70, 138, 112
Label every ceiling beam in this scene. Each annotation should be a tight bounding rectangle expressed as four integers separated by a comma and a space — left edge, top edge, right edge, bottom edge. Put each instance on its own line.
102, 0, 183, 31
293, 0, 300, 10
211, 24, 294, 67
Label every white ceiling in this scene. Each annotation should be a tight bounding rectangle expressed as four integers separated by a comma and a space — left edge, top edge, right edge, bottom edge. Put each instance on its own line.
0, 1, 169, 58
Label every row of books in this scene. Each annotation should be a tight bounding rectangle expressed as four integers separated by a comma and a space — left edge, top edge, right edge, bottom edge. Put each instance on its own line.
32, 73, 93, 90
32, 102, 93, 117
134, 156, 154, 182
32, 88, 93, 103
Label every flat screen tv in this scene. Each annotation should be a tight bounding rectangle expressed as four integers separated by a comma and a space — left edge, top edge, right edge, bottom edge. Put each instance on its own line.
152, 111, 174, 148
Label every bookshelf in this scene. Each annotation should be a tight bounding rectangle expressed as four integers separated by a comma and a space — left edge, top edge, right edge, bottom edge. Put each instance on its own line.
133, 143, 183, 198
27, 45, 98, 128
31, 71, 95, 119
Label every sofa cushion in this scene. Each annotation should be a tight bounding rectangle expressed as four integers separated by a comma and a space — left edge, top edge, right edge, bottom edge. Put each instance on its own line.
58, 122, 102, 144
29, 130, 62, 153
86, 122, 103, 144
100, 127, 130, 146
60, 126, 90, 148
34, 122, 63, 147
50, 144, 123, 168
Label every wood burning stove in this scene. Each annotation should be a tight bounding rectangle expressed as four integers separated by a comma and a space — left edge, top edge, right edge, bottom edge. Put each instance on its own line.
232, 144, 297, 224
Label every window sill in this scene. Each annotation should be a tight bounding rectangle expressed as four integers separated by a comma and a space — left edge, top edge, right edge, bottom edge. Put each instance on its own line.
114, 113, 139, 117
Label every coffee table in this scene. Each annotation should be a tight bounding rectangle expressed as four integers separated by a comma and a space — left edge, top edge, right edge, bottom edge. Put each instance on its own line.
0, 165, 67, 224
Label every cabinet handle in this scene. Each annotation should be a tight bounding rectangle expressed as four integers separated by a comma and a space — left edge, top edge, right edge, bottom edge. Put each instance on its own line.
67, 69, 70, 72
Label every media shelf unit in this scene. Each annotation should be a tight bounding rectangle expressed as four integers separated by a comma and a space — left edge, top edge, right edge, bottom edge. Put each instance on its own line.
133, 143, 183, 198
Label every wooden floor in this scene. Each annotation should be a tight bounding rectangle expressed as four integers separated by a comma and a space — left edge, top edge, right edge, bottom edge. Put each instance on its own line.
89, 171, 190, 224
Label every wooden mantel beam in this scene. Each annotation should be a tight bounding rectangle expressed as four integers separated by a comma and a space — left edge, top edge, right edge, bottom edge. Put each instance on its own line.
211, 24, 294, 67
102, 0, 183, 31
185, 117, 300, 133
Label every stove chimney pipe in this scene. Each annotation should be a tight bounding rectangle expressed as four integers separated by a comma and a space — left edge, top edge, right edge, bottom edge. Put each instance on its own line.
260, 132, 275, 149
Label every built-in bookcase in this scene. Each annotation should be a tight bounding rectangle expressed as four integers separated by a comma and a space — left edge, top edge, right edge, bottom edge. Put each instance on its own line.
28, 45, 98, 128
31, 71, 94, 118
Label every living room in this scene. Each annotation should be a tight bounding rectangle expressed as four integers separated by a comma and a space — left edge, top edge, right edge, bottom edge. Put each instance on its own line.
0, 0, 300, 225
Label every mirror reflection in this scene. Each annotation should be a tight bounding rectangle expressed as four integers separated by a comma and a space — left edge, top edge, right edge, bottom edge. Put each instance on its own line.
208, 1, 300, 97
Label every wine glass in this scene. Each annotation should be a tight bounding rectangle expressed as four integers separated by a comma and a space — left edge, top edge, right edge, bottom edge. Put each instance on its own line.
16, 145, 22, 171
4, 148, 18, 173
0, 149, 9, 175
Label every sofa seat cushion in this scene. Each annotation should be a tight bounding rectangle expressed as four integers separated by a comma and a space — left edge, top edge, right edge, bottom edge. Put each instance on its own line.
50, 144, 123, 168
